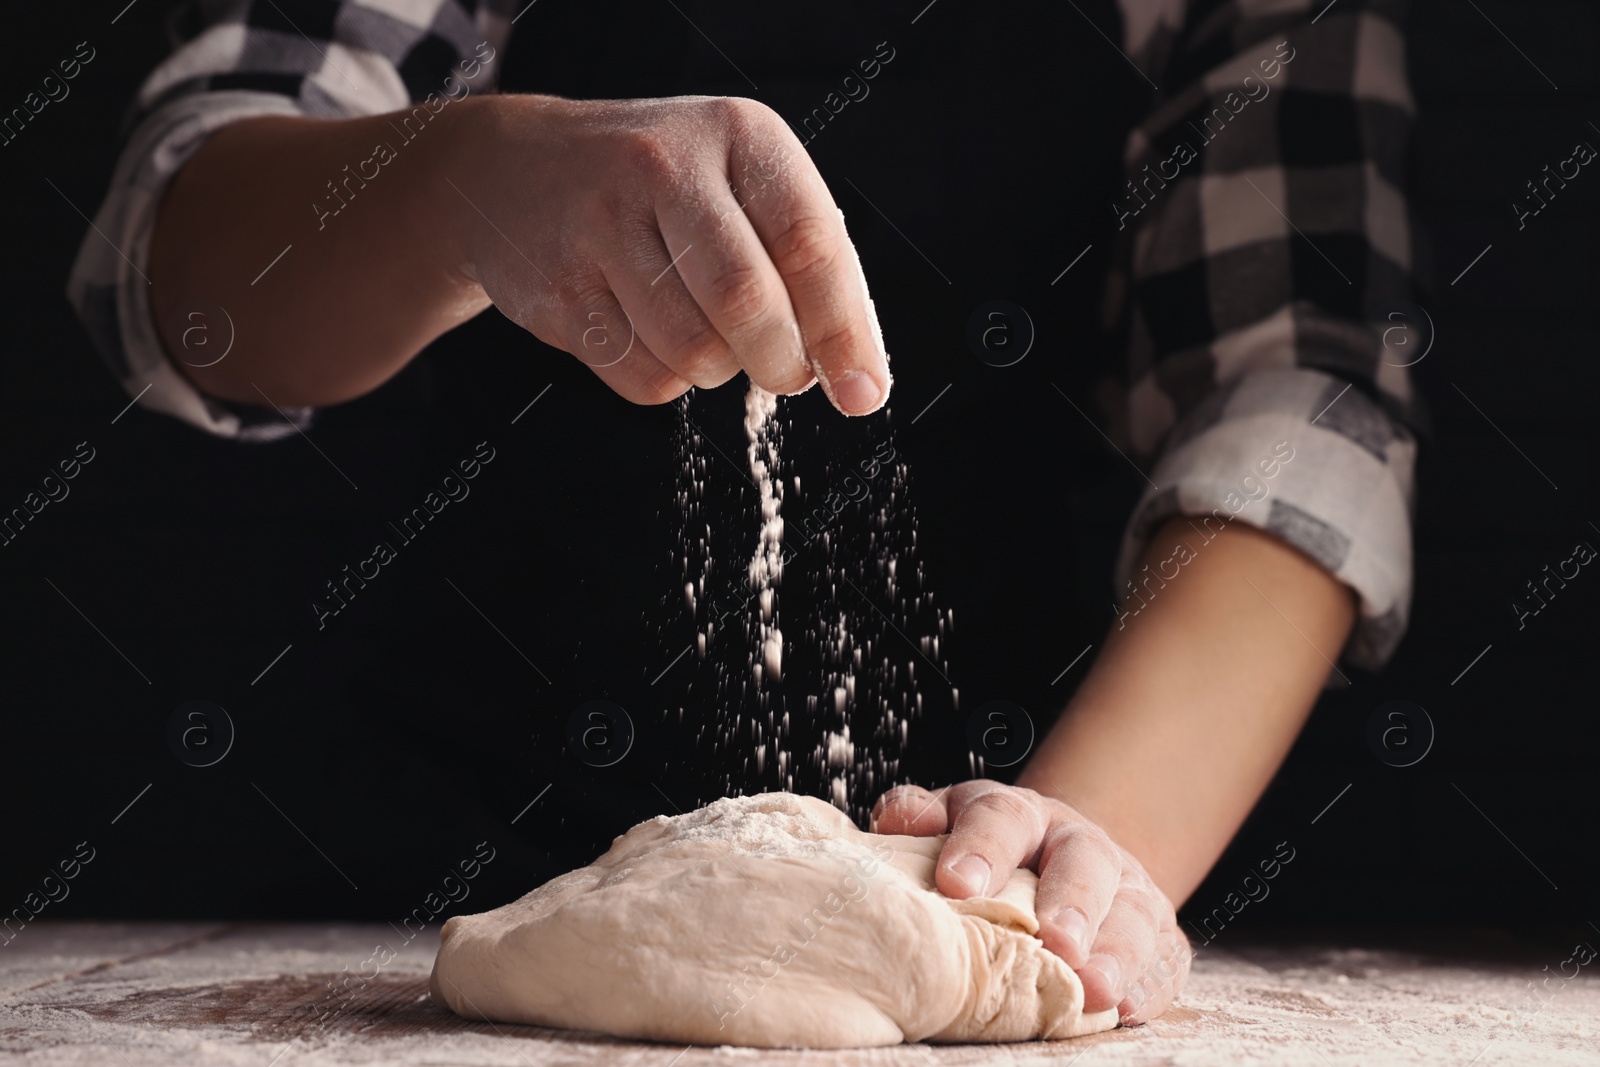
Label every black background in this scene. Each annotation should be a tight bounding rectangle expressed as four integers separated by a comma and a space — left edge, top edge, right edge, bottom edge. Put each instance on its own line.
1, 0, 1595, 948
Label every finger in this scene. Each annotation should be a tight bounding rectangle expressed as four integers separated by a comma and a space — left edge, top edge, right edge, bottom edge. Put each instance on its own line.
655, 159, 813, 395
936, 787, 1048, 900
1120, 927, 1191, 1025
870, 784, 949, 835
564, 280, 694, 405
1076, 885, 1163, 1014
730, 105, 890, 416
1032, 826, 1121, 969
603, 227, 743, 392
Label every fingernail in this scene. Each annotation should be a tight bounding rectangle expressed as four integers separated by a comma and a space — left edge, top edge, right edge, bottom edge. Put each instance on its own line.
832, 371, 882, 415
1084, 953, 1121, 997
1048, 906, 1090, 953
949, 856, 991, 897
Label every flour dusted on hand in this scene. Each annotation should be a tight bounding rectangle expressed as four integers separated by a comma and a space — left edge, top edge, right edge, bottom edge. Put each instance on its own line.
429, 792, 1118, 1048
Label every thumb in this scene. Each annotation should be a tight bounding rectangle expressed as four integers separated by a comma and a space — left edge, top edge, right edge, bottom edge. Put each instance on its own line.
870, 784, 949, 835
936, 789, 1045, 899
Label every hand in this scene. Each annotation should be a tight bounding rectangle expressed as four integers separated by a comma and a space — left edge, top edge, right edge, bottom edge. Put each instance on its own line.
871, 782, 1190, 1024
447, 93, 890, 414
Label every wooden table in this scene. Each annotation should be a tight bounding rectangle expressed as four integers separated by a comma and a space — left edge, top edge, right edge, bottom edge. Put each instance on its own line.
3, 922, 1595, 1065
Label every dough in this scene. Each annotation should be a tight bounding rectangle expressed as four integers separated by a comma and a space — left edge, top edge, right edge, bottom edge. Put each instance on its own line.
430, 792, 1119, 1047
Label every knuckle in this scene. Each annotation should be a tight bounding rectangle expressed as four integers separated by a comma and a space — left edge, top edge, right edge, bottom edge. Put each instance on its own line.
638, 363, 692, 405
708, 266, 773, 328
665, 323, 731, 380
620, 128, 676, 179
1039, 823, 1073, 856
603, 356, 687, 407
871, 786, 919, 828
876, 780, 928, 806
1119, 860, 1158, 894
574, 184, 623, 237
566, 284, 616, 346
715, 96, 786, 146
878, 783, 929, 809
1119, 888, 1165, 927
713, 95, 768, 128
1044, 820, 1113, 857
770, 214, 841, 280
1083, 824, 1116, 852
570, 282, 611, 317
1011, 785, 1046, 807
968, 787, 1040, 830
805, 318, 867, 361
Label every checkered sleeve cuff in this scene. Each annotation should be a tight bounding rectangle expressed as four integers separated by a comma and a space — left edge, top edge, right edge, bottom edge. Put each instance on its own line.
65, 0, 514, 440
1114, 364, 1416, 670
67, 90, 319, 441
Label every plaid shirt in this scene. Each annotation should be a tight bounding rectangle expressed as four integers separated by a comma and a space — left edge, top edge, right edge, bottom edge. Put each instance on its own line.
65, 0, 1420, 668
1104, 0, 1419, 669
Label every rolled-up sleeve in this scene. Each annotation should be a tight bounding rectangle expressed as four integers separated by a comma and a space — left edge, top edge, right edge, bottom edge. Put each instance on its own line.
1105, 0, 1423, 669
65, 0, 515, 441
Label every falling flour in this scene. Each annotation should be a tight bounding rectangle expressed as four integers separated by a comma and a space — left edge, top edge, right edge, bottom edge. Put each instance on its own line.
665, 378, 955, 824
743, 384, 784, 685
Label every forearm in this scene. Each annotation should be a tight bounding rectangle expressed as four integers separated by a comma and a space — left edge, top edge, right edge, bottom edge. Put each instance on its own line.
1016, 515, 1356, 905
148, 100, 492, 407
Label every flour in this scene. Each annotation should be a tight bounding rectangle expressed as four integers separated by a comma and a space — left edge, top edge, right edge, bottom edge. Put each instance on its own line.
666, 368, 953, 823
743, 383, 785, 684
653, 792, 870, 861
806, 440, 954, 818
22, 921, 1600, 1063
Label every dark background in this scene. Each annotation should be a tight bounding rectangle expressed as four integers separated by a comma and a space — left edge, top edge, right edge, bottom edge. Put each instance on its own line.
1, 0, 1595, 948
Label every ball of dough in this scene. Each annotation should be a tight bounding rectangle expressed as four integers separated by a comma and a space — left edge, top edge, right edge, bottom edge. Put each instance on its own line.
430, 792, 1118, 1048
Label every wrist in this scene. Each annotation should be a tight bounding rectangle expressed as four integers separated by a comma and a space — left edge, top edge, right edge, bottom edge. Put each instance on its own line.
435, 92, 567, 290
424, 92, 505, 296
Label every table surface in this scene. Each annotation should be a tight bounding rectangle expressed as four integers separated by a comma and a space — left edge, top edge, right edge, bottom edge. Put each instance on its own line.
2, 922, 1596, 1065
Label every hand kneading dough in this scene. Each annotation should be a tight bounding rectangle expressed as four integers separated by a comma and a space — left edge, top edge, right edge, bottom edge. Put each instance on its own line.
430, 792, 1119, 1048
